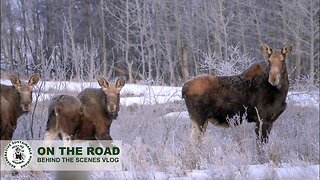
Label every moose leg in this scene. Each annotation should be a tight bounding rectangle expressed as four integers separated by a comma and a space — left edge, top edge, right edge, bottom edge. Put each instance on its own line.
190, 113, 208, 142
255, 121, 273, 163
271, 102, 287, 121
1, 128, 15, 140
255, 121, 273, 144
95, 132, 112, 141
95, 125, 113, 149
95, 122, 113, 140
43, 130, 59, 146
44, 131, 58, 140
61, 132, 73, 147
190, 121, 201, 141
0, 122, 16, 140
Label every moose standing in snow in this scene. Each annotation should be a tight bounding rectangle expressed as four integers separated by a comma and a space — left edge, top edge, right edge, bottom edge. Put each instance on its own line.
0, 74, 40, 140
182, 43, 292, 143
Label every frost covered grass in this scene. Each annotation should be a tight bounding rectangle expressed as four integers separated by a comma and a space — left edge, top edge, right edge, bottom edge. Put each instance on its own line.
1, 80, 319, 179
7, 100, 318, 179
110, 101, 319, 179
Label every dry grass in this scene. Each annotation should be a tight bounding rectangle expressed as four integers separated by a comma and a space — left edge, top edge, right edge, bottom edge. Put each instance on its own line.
112, 100, 318, 178
6, 91, 320, 179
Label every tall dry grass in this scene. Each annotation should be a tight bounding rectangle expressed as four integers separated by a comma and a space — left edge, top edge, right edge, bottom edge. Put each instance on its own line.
4, 85, 319, 179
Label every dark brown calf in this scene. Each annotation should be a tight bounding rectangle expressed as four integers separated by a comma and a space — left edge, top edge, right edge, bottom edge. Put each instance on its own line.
0, 74, 40, 140
77, 77, 126, 140
182, 43, 292, 143
44, 95, 86, 143
45, 77, 126, 142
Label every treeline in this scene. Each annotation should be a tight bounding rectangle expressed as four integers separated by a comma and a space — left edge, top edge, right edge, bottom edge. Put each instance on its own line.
1, 0, 319, 85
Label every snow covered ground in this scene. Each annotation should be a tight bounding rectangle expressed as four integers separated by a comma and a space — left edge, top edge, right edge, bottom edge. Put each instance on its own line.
1, 164, 319, 179
1, 79, 319, 179
0, 80, 182, 106
1, 79, 318, 108
107, 164, 319, 179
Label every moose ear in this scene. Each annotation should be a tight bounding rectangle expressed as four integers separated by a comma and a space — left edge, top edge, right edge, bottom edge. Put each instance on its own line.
28, 73, 40, 86
115, 77, 126, 90
260, 43, 273, 56
281, 43, 293, 57
10, 74, 21, 88
98, 77, 109, 88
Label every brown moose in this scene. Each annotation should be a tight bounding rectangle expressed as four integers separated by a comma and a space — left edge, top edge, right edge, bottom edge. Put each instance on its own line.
182, 43, 292, 143
0, 74, 40, 140
44, 77, 126, 142
44, 95, 85, 144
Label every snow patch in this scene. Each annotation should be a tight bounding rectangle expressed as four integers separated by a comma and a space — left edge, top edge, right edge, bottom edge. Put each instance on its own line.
1, 79, 318, 108
163, 111, 189, 119
287, 91, 319, 109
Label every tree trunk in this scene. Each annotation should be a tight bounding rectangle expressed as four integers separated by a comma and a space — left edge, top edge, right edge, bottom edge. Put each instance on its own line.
236, 0, 247, 53
100, 0, 107, 76
294, 20, 301, 81
125, 0, 133, 83
181, 45, 189, 82
309, 4, 315, 84
294, 41, 301, 81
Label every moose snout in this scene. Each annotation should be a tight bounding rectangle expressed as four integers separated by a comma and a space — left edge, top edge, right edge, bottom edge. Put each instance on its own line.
21, 103, 31, 112
268, 70, 280, 87
107, 103, 118, 119
107, 103, 117, 113
268, 75, 280, 86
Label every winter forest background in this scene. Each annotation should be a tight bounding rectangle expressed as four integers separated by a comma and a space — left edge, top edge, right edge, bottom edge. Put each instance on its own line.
1, 0, 319, 85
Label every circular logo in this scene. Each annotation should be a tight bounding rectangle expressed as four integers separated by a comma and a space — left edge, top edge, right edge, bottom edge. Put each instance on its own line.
3, 140, 33, 169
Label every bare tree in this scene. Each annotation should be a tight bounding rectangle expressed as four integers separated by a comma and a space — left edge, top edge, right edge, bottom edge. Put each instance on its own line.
100, 0, 108, 76
1, 0, 318, 84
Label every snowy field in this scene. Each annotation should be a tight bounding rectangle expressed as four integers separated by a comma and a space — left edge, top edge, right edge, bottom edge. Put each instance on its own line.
1, 164, 319, 179
1, 79, 182, 106
1, 79, 318, 108
1, 79, 319, 179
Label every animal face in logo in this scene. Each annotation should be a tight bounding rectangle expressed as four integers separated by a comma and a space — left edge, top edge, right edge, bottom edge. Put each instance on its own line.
13, 147, 25, 162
